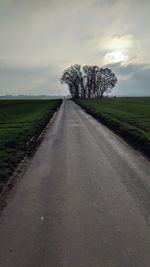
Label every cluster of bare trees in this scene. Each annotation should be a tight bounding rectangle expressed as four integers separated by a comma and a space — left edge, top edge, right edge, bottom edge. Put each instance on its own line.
60, 64, 117, 99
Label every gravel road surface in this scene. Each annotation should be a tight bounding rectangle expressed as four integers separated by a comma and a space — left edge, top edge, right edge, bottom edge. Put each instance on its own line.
0, 100, 150, 267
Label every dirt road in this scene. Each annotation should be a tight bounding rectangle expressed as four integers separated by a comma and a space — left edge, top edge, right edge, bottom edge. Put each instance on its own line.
0, 100, 150, 267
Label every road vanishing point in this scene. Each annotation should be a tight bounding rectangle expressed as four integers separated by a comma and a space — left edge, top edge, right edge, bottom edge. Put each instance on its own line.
0, 100, 150, 267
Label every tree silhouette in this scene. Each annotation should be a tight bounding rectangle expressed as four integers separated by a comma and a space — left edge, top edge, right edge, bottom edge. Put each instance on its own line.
60, 64, 117, 99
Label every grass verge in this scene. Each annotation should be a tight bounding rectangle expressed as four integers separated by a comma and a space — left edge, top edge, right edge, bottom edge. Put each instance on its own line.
0, 99, 62, 190
74, 98, 150, 159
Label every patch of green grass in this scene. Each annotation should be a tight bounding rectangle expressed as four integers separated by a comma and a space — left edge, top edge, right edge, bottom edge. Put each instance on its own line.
0, 100, 62, 188
75, 97, 150, 158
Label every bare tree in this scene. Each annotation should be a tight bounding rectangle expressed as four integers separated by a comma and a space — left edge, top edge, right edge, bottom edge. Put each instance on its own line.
96, 68, 117, 98
60, 65, 79, 98
83, 65, 100, 98
60, 65, 117, 99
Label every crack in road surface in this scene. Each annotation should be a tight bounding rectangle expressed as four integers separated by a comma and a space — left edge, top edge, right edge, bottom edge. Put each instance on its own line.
0, 100, 150, 267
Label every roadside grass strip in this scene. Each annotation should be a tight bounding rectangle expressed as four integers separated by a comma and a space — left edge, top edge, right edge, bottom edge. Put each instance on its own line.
0, 99, 62, 189
75, 98, 150, 158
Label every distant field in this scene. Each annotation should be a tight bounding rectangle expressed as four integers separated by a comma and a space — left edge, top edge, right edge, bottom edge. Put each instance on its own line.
75, 97, 150, 157
0, 99, 62, 189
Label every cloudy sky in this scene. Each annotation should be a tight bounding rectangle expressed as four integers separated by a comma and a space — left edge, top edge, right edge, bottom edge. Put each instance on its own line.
0, 0, 150, 96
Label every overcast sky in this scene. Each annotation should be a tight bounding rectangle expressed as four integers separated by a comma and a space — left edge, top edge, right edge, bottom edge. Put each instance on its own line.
0, 0, 150, 96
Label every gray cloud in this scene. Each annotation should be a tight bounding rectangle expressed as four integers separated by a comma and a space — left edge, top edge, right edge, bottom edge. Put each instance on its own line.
0, 0, 150, 95
105, 62, 150, 96
0, 63, 67, 95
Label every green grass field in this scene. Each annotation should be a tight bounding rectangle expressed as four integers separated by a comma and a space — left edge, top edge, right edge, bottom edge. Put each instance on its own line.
0, 99, 62, 189
75, 97, 150, 157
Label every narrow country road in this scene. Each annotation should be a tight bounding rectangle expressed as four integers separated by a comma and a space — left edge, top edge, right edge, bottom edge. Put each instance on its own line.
0, 100, 150, 267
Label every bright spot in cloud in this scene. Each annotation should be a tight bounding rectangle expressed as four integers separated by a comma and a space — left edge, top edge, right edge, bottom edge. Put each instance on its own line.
104, 50, 129, 64
101, 35, 134, 64
103, 35, 133, 51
